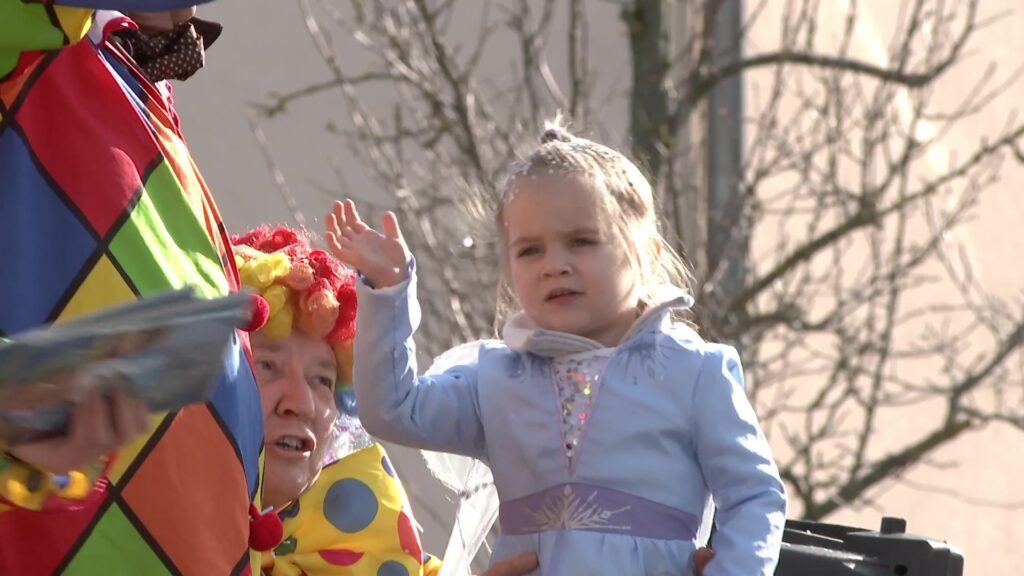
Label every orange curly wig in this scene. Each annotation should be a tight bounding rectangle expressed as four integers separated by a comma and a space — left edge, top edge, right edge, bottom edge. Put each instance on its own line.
230, 226, 358, 390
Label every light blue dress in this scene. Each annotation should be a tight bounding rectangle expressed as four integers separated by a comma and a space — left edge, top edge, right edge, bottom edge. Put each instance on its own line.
353, 268, 787, 576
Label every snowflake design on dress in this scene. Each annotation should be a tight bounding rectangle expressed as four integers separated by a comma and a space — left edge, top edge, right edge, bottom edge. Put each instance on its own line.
525, 484, 631, 531
503, 351, 548, 383
618, 333, 672, 384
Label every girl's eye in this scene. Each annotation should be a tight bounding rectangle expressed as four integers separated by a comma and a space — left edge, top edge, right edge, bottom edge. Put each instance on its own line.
255, 360, 275, 372
572, 237, 597, 247
516, 246, 540, 258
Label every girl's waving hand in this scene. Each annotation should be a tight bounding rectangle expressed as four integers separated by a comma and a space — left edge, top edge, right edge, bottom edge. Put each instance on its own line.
326, 199, 411, 289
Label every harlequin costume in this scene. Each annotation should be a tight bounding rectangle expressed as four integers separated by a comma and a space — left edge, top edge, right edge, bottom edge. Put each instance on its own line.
232, 226, 441, 576
0, 2, 264, 574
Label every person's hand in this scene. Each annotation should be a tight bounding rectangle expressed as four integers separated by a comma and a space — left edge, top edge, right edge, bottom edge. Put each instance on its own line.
325, 200, 411, 289
477, 552, 539, 576
7, 392, 150, 475
695, 547, 714, 576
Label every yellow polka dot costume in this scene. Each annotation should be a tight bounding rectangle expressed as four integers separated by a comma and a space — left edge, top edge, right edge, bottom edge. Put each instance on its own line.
231, 226, 441, 576
262, 444, 442, 576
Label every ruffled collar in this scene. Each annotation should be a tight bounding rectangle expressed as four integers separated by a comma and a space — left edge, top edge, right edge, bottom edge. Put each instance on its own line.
501, 285, 694, 357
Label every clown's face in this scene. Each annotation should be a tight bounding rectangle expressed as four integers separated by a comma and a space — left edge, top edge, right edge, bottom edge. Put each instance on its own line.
252, 330, 339, 510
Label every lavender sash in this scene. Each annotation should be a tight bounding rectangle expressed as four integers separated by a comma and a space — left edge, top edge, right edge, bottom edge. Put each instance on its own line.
500, 482, 701, 541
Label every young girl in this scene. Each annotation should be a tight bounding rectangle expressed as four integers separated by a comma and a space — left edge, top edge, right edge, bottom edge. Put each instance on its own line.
325, 125, 787, 576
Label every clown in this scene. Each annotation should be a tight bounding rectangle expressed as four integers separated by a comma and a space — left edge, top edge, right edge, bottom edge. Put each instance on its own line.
232, 226, 443, 576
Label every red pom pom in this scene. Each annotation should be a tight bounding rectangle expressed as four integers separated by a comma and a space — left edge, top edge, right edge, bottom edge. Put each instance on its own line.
248, 503, 284, 552
241, 294, 270, 333
265, 228, 300, 253
231, 228, 270, 250
308, 251, 338, 288
232, 225, 310, 256
329, 284, 358, 342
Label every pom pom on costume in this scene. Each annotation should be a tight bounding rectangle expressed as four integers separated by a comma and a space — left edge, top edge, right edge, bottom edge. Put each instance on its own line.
242, 294, 270, 333
248, 503, 284, 552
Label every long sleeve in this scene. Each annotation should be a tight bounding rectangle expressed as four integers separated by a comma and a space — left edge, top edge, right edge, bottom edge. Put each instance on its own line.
353, 265, 487, 460
693, 345, 787, 576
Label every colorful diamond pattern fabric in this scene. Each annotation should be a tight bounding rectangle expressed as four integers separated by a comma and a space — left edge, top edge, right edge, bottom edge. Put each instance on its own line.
61, 500, 174, 575
0, 2, 261, 574
55, 254, 137, 323
120, 406, 252, 576
15, 40, 160, 238
0, 124, 98, 335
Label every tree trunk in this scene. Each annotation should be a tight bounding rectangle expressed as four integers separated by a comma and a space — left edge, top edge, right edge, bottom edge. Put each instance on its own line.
706, 0, 748, 341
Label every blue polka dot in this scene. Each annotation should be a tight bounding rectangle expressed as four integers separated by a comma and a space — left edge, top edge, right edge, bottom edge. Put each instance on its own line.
381, 455, 396, 478
324, 478, 378, 533
377, 561, 410, 576
336, 388, 358, 416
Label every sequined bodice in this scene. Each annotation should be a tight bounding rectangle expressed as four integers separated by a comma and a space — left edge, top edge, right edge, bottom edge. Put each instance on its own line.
551, 348, 615, 464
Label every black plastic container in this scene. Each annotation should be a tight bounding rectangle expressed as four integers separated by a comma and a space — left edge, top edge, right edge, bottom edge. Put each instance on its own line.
776, 517, 964, 575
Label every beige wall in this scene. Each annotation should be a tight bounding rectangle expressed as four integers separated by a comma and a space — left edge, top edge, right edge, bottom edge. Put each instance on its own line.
176, 1, 1023, 571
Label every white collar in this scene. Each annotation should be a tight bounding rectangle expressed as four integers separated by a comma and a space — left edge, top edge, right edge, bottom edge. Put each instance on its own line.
501, 286, 694, 357
88, 11, 137, 45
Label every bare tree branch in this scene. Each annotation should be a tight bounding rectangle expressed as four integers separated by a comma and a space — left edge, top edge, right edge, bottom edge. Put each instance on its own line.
260, 0, 1024, 531
728, 123, 1024, 316
246, 110, 307, 226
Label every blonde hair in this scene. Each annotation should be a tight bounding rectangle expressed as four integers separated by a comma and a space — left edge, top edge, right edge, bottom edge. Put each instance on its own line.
494, 120, 693, 326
